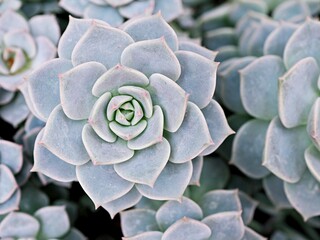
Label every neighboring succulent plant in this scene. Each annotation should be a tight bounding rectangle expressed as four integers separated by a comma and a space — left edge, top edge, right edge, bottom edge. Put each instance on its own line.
120, 158, 264, 240
0, 205, 85, 239
21, 14, 232, 216
21, 0, 62, 18
0, 10, 60, 127
59, 0, 183, 26
0, 140, 23, 215
0, 0, 21, 14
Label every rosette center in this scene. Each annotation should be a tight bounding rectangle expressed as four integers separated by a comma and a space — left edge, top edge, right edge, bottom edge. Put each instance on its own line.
0, 47, 28, 75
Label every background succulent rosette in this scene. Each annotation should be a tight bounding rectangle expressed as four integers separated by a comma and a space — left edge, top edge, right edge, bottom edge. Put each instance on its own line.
0, 10, 60, 126
22, 14, 232, 216
59, 0, 183, 26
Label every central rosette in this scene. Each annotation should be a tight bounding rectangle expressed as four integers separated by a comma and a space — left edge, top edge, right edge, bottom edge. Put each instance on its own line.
106, 87, 152, 141
0, 47, 29, 75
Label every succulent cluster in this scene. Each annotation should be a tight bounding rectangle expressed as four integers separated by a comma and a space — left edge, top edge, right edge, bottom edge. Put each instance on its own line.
1, 0, 320, 239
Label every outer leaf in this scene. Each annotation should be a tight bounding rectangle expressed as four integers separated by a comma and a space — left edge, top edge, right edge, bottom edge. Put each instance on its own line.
92, 64, 149, 97
120, 209, 159, 237
58, 17, 97, 59
0, 212, 39, 238
279, 57, 319, 128
76, 161, 134, 206
27, 58, 73, 120
154, 0, 183, 22
84, 4, 124, 27
72, 23, 133, 68
62, 228, 86, 240
263, 117, 310, 183
178, 41, 217, 61
147, 73, 187, 133
82, 124, 134, 165
32, 129, 77, 182
31, 36, 57, 69
262, 175, 291, 209
284, 19, 320, 69
29, 15, 60, 45
0, 140, 22, 174
238, 191, 258, 225
34, 206, 70, 238
0, 189, 20, 215
123, 14, 178, 51
305, 146, 320, 182
123, 231, 163, 240
167, 102, 212, 163
200, 190, 241, 217
121, 38, 181, 81
0, 164, 17, 204
307, 98, 320, 151
285, 170, 320, 220
175, 51, 218, 109
241, 227, 267, 240
240, 55, 286, 120
162, 218, 211, 240
272, 0, 310, 23
102, 187, 142, 219
230, 119, 270, 179
60, 62, 106, 120
59, 0, 88, 16
202, 211, 245, 240
114, 138, 170, 186
156, 197, 203, 231
42, 105, 90, 165
136, 161, 192, 201
0, 10, 28, 32
19, 186, 49, 214
189, 156, 203, 186
200, 99, 234, 155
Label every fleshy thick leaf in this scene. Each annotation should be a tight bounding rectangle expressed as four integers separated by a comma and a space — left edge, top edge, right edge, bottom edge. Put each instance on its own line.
0, 212, 39, 238
33, 129, 77, 182
60, 62, 106, 120
284, 19, 320, 69
147, 73, 187, 133
84, 4, 124, 27
27, 58, 73, 121
121, 38, 181, 80
240, 55, 286, 120
262, 175, 291, 209
0, 140, 22, 174
231, 119, 270, 179
76, 161, 134, 206
72, 23, 134, 68
176, 51, 218, 109
285, 170, 320, 220
307, 98, 320, 151
92, 65, 149, 97
102, 187, 142, 219
162, 218, 211, 240
121, 209, 159, 237
200, 190, 241, 217
42, 105, 90, 165
123, 14, 178, 51
156, 197, 203, 231
34, 206, 70, 239
263, 117, 310, 183
241, 227, 267, 240
189, 156, 203, 186
202, 211, 245, 240
123, 231, 163, 240
279, 57, 319, 128
136, 161, 192, 201
82, 124, 134, 165
29, 15, 60, 45
0, 164, 17, 204
167, 102, 212, 163
114, 138, 170, 186
238, 192, 258, 225
59, 0, 88, 16
201, 99, 234, 155
305, 146, 320, 182
0, 189, 20, 215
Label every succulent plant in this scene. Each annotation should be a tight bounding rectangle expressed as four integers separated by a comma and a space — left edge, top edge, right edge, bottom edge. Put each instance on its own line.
0, 10, 60, 126
0, 205, 85, 239
0, 0, 21, 14
21, 14, 232, 216
21, 0, 62, 18
0, 140, 23, 216
59, 0, 183, 27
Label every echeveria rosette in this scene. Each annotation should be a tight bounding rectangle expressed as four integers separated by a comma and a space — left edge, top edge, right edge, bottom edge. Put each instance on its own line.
23, 14, 232, 216
261, 19, 320, 220
59, 0, 183, 27
121, 189, 265, 240
0, 205, 86, 239
0, 140, 23, 216
0, 10, 60, 127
